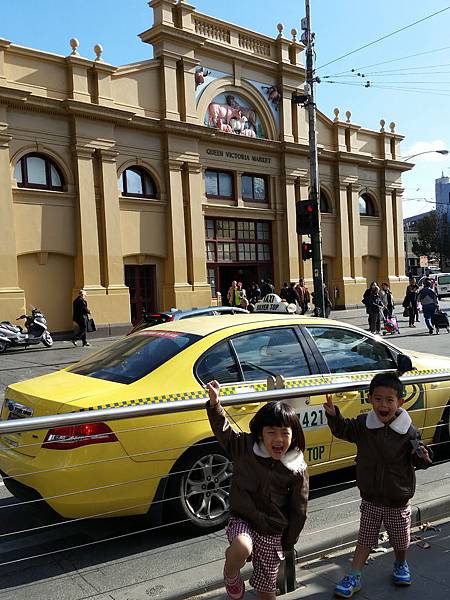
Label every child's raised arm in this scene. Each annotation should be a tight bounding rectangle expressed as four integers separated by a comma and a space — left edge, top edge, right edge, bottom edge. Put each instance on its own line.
206, 380, 220, 406
323, 394, 336, 417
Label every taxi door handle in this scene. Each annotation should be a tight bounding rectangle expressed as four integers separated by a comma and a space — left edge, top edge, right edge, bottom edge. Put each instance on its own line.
431, 383, 439, 389
334, 392, 360, 400
239, 403, 260, 411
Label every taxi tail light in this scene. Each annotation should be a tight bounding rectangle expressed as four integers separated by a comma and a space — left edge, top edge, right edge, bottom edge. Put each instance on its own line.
42, 422, 118, 450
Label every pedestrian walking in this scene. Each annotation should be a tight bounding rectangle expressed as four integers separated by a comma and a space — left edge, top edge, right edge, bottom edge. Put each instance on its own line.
379, 282, 394, 319
249, 282, 261, 305
237, 282, 248, 309
324, 372, 432, 598
71, 289, 91, 347
366, 285, 384, 334
295, 278, 310, 314
260, 279, 274, 299
280, 282, 289, 301
323, 284, 332, 318
205, 380, 308, 600
362, 282, 378, 330
403, 278, 419, 328
418, 279, 439, 334
285, 282, 300, 307
227, 280, 240, 307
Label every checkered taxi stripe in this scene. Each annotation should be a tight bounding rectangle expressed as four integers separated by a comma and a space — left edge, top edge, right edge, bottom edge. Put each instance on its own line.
78, 368, 450, 413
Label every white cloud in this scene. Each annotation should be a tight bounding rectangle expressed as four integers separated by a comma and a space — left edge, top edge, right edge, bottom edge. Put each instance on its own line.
401, 140, 449, 162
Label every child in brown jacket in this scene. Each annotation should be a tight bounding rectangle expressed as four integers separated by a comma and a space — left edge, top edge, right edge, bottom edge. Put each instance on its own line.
324, 372, 432, 598
206, 380, 308, 600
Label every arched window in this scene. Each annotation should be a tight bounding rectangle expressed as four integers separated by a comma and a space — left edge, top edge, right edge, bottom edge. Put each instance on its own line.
320, 190, 331, 213
359, 193, 376, 216
119, 167, 157, 199
14, 153, 63, 191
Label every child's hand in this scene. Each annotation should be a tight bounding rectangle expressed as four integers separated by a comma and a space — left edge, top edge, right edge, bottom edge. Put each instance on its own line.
412, 444, 432, 464
206, 380, 220, 406
323, 394, 336, 417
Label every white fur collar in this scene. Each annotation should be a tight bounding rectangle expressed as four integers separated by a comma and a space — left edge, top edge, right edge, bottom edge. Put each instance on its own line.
253, 441, 307, 474
366, 407, 411, 434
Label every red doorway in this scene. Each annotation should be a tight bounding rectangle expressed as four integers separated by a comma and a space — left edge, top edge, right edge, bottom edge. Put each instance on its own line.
124, 265, 156, 324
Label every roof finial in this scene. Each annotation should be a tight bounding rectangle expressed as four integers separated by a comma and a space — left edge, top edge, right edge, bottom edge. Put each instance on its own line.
276, 23, 284, 39
94, 44, 103, 61
389, 121, 396, 133
333, 107, 340, 122
69, 38, 79, 56
291, 28, 298, 42
345, 110, 352, 123
380, 119, 385, 132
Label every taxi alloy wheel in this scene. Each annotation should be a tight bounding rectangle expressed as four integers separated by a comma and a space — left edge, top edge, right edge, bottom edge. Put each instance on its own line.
169, 445, 233, 531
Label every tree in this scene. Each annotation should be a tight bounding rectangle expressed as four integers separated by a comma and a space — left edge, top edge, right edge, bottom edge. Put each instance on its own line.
411, 212, 441, 260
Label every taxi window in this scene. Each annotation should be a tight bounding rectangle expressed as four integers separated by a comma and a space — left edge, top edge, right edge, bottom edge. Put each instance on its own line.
196, 341, 240, 385
306, 327, 396, 374
231, 328, 310, 381
68, 331, 200, 384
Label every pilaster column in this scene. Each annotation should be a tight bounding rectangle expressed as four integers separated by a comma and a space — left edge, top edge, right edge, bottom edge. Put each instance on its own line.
379, 186, 396, 282
236, 170, 244, 207
149, 0, 177, 27
348, 184, 364, 280
93, 62, 116, 108
66, 56, 92, 103
0, 127, 26, 321
280, 86, 294, 142
160, 53, 180, 121
0, 39, 11, 84
163, 160, 191, 308
179, 57, 199, 124
184, 162, 211, 304
72, 145, 103, 290
283, 175, 300, 282
393, 189, 406, 278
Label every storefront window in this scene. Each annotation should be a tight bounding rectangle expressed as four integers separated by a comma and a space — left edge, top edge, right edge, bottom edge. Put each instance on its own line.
237, 221, 255, 240
257, 243, 271, 261
238, 243, 257, 261
242, 174, 267, 202
206, 242, 216, 261
216, 219, 236, 239
205, 170, 233, 198
256, 222, 270, 240
205, 219, 215, 239
217, 242, 237, 261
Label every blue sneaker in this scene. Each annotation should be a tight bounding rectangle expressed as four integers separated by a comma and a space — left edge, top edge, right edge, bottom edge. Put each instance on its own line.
335, 574, 361, 598
393, 561, 411, 585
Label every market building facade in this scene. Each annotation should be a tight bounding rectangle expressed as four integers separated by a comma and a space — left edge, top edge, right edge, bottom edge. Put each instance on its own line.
0, 0, 410, 334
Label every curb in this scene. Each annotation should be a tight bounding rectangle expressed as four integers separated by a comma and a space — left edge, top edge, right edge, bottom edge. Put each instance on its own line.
179, 496, 450, 600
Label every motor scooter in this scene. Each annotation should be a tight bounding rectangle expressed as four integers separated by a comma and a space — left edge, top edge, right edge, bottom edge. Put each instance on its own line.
0, 308, 53, 353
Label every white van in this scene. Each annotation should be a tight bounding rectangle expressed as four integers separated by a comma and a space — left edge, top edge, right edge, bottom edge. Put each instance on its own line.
435, 273, 450, 299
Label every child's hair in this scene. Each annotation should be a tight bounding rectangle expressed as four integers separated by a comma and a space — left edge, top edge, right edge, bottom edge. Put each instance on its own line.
249, 401, 305, 451
369, 372, 405, 398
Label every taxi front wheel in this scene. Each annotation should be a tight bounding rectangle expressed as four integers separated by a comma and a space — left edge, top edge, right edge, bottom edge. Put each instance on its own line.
167, 443, 233, 531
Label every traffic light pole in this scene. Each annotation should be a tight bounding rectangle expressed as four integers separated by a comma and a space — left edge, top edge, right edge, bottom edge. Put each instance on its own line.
303, 0, 325, 316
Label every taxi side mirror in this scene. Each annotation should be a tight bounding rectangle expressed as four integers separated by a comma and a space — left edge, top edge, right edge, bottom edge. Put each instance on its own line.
397, 353, 413, 374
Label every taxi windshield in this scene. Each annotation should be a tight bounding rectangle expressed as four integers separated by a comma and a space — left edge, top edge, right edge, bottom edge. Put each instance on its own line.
68, 331, 200, 384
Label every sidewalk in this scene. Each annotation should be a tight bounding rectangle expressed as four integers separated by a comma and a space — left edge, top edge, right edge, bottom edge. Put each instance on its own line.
198, 518, 450, 600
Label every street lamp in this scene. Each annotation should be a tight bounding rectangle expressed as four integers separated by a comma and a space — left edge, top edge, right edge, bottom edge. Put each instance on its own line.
401, 149, 449, 162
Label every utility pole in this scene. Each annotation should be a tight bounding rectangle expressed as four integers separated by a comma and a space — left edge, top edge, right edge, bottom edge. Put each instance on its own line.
301, 0, 325, 316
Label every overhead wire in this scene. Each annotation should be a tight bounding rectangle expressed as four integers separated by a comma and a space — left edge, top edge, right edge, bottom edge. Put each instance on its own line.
316, 6, 450, 71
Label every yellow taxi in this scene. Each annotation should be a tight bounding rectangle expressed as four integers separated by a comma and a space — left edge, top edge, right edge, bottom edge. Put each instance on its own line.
1, 313, 450, 532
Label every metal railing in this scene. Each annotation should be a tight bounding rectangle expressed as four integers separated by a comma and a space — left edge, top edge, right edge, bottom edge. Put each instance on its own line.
0, 370, 449, 597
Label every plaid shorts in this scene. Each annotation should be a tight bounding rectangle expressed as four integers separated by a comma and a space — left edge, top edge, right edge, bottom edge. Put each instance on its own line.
226, 517, 284, 593
357, 500, 412, 551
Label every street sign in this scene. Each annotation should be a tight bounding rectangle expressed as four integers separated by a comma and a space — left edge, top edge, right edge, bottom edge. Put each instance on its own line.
419, 255, 428, 267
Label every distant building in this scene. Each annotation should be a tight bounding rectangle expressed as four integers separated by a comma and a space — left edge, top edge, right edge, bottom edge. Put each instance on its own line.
403, 210, 437, 276
435, 174, 450, 269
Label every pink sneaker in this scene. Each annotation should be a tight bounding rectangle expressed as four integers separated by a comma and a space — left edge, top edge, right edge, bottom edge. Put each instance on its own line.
224, 571, 245, 600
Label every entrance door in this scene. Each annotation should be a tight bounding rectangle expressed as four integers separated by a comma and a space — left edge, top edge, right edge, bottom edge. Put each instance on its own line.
124, 265, 156, 324
219, 265, 259, 305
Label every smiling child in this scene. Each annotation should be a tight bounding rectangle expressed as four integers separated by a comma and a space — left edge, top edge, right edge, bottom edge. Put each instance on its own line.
206, 380, 308, 600
324, 372, 432, 598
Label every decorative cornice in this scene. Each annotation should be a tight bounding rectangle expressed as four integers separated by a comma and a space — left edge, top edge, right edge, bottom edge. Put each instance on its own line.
184, 161, 202, 174
73, 144, 96, 159
97, 148, 119, 162
0, 132, 12, 147
63, 99, 135, 122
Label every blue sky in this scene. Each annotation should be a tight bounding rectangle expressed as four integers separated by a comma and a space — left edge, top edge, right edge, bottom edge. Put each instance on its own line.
2, 0, 450, 217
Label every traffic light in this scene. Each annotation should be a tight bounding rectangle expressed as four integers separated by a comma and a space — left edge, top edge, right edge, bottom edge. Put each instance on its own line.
296, 200, 318, 235
301, 241, 312, 261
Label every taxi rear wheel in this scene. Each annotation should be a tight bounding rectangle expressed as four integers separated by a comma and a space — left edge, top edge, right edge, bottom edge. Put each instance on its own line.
167, 443, 232, 531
